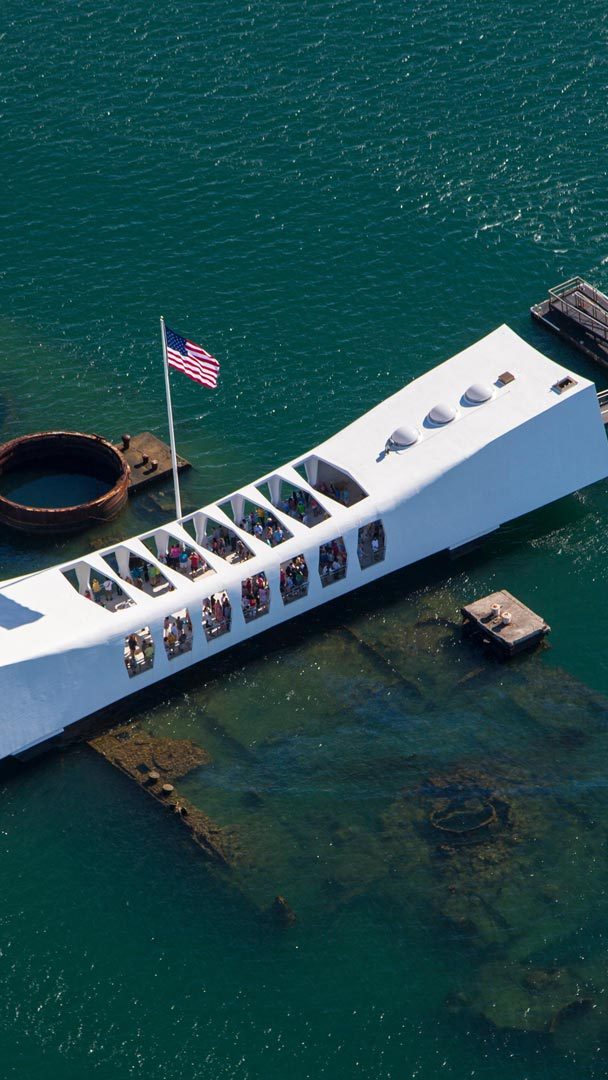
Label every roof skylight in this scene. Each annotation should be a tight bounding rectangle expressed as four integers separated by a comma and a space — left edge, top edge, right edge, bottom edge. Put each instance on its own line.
387, 424, 420, 449
428, 402, 456, 425
464, 382, 493, 404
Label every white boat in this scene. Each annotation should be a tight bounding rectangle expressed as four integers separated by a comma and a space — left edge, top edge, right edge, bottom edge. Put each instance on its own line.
1, 325, 606, 761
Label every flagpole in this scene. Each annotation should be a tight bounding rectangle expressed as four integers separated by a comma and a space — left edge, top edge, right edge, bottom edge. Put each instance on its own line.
160, 315, 183, 521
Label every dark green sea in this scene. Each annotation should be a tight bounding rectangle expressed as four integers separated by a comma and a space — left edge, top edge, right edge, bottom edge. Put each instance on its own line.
2, 2, 608, 1077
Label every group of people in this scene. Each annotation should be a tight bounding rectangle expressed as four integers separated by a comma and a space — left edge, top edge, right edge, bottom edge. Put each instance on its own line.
315, 480, 351, 506
127, 557, 171, 593
239, 507, 288, 547
319, 538, 348, 586
158, 542, 210, 579
91, 555, 173, 600
276, 487, 325, 526
88, 577, 122, 605
163, 610, 193, 658
90, 544, 210, 608
280, 555, 309, 603
118, 520, 383, 677
357, 521, 385, 568
124, 628, 155, 676
204, 524, 251, 564
241, 574, 270, 620
87, 575, 135, 610
202, 592, 232, 640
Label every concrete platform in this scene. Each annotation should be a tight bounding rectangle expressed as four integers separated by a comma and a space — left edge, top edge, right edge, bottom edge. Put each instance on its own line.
461, 589, 550, 657
115, 432, 191, 494
531, 300, 608, 370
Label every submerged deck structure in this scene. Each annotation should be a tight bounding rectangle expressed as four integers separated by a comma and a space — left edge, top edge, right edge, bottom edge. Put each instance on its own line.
1, 325, 607, 762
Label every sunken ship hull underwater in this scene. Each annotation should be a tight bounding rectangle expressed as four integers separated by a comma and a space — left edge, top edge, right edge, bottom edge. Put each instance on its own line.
1, 325, 607, 762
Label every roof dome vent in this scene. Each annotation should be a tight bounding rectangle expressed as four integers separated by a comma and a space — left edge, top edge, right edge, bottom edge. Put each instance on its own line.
428, 402, 456, 425
387, 424, 420, 450
465, 382, 493, 404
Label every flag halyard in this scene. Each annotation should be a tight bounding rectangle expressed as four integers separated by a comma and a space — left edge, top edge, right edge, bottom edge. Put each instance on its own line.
165, 324, 220, 389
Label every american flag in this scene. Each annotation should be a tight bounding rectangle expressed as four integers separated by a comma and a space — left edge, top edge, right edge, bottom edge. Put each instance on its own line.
165, 324, 220, 389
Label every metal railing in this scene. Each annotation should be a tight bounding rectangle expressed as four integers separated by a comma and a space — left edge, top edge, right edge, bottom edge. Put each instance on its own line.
549, 278, 608, 343
280, 582, 309, 605
320, 565, 347, 587
243, 602, 270, 622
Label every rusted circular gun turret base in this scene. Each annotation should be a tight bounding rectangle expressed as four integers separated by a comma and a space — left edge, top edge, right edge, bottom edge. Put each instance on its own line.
0, 431, 130, 534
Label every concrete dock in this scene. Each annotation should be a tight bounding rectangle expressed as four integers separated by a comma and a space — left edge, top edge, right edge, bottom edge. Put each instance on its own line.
461, 589, 550, 657
531, 277, 608, 373
115, 431, 191, 494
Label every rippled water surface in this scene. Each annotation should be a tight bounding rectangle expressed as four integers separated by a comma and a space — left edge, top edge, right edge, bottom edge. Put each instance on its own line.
2, 1, 608, 1076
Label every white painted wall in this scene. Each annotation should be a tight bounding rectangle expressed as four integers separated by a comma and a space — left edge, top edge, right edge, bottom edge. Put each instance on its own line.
1, 329, 606, 759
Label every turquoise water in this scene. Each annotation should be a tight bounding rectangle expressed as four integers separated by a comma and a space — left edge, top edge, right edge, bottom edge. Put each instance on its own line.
0, 469, 110, 508
2, 1, 608, 1076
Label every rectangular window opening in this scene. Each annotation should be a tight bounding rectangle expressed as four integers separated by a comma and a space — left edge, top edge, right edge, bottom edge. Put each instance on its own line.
140, 533, 215, 581
242, 572, 270, 622
101, 547, 175, 599
124, 627, 155, 677
319, 536, 348, 587
255, 475, 330, 528
163, 608, 193, 659
202, 592, 232, 641
201, 518, 254, 563
280, 554, 310, 605
63, 562, 135, 612
219, 496, 293, 548
295, 457, 367, 508
357, 520, 386, 569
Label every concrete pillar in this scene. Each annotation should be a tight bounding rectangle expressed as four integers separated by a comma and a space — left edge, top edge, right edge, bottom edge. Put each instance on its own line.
116, 546, 131, 578
231, 493, 244, 523
154, 529, 170, 557
268, 475, 282, 506
304, 456, 318, 485
193, 512, 206, 545
75, 562, 90, 594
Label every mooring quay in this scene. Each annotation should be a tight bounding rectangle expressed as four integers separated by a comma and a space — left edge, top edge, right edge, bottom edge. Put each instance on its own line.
532, 277, 608, 371
0, 325, 607, 763
117, 431, 191, 494
462, 590, 550, 657
530, 278, 608, 424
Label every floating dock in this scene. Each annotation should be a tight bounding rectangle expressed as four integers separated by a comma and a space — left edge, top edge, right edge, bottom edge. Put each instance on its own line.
461, 589, 550, 657
531, 278, 608, 371
116, 431, 191, 494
